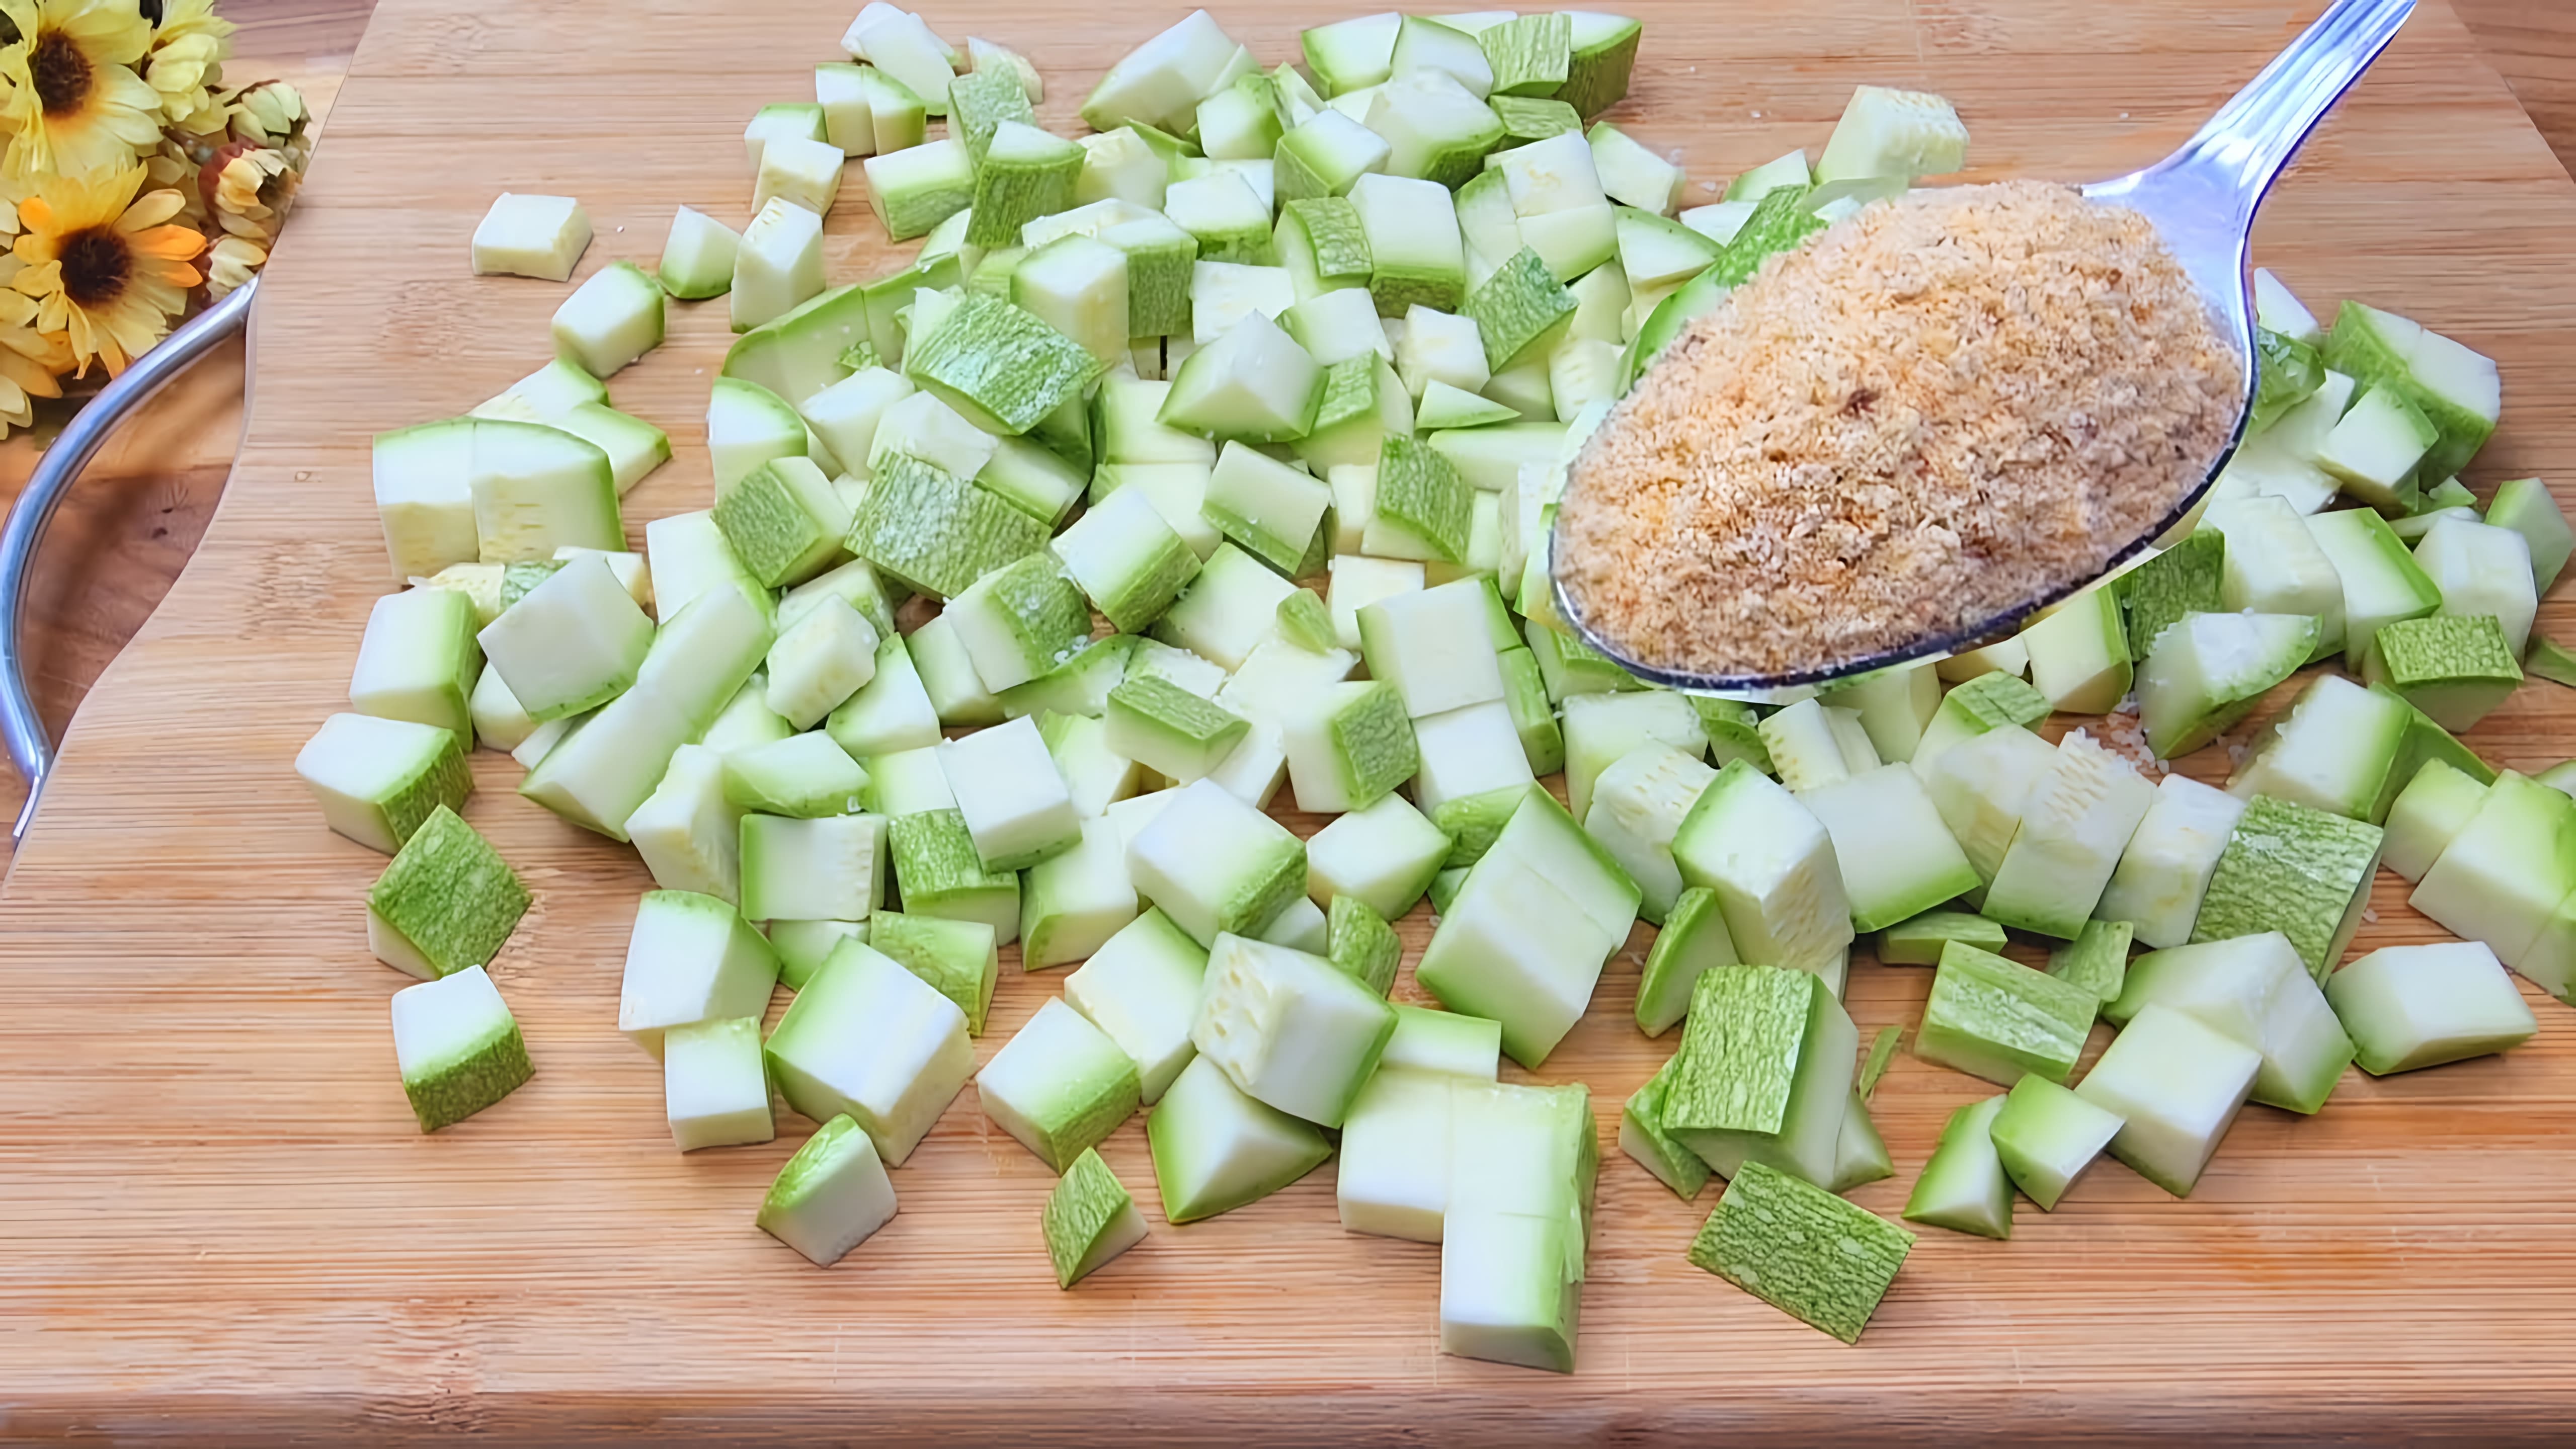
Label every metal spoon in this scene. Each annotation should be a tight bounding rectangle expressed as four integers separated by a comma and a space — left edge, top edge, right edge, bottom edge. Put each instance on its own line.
1553, 0, 2417, 696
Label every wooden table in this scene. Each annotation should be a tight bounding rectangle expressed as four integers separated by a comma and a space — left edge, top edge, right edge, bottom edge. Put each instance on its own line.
9, 1, 2576, 1441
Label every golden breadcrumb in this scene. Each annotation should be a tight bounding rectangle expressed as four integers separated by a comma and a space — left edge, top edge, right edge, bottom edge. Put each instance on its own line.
1556, 180, 2241, 678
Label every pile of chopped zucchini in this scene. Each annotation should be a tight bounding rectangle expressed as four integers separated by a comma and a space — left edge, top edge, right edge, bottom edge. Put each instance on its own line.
303, 0, 2564, 1364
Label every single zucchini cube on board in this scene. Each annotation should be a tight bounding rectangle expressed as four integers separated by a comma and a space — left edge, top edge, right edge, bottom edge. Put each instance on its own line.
945, 555, 1090, 695
1192, 932, 1398, 1128
468, 418, 622, 564
1689, 1161, 1914, 1345
766, 599, 881, 731
2326, 941, 2538, 1076
663, 1016, 776, 1153
977, 997, 1144, 1171
1464, 247, 1577, 372
1358, 575, 1504, 717
1988, 1073, 2124, 1212
1045, 1147, 1150, 1288
296, 712, 472, 855
2098, 775, 2246, 950
1902, 1095, 2013, 1241
1634, 886, 1739, 1037
1326, 895, 1403, 997
2046, 917, 2135, 1005
1051, 475, 1202, 633
765, 938, 974, 1166
2364, 613, 2524, 734
470, 192, 591, 281
1160, 309, 1325, 443
732, 197, 829, 333
1259, 895, 1331, 954
906, 290, 1107, 436
1801, 764, 1980, 934
2136, 610, 2317, 760
1622, 1058, 1712, 1200
862, 137, 976, 242
1879, 909, 2006, 968
616, 890, 782, 1058
373, 418, 480, 582
1380, 1004, 1502, 1082
756, 1114, 899, 1267
1304, 790, 1452, 920
769, 920, 865, 994
938, 715, 1080, 871
1670, 760, 1858, 983
1064, 908, 1210, 1103
2382, 758, 2488, 884
2413, 516, 2536, 657
1441, 1207, 1584, 1374
550, 260, 664, 377
1337, 1066, 1459, 1241
869, 911, 999, 1036
2225, 673, 2412, 824
1915, 940, 2099, 1089
2487, 475, 2574, 594
740, 812, 887, 923
518, 688, 696, 842
660, 205, 741, 300
1126, 777, 1308, 946
1106, 676, 1251, 785
2414, 770, 2576, 992
1414, 830, 1627, 1068
350, 586, 483, 745
1349, 172, 1467, 315
2074, 1003, 2262, 1198
1983, 730, 2156, 940
890, 808, 1022, 945
1663, 963, 1857, 1186
1021, 816, 1142, 969
1369, 429, 1476, 567
1281, 680, 1419, 813
1147, 1054, 1335, 1224
367, 806, 530, 980
476, 552, 655, 723
2106, 931, 2353, 1115
389, 965, 533, 1133
2190, 795, 2385, 983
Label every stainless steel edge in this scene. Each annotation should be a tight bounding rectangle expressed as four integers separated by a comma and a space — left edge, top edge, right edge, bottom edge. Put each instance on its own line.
1, 274, 260, 844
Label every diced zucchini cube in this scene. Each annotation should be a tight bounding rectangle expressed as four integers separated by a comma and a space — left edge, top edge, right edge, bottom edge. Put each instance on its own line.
1044, 1146, 1149, 1288
366, 806, 529, 980
1408, 699, 1538, 815
977, 996, 1143, 1170
2327, 941, 2538, 1075
756, 1114, 898, 1266
2383, 758, 2489, 883
1915, 940, 2098, 1088
1634, 886, 1738, 1037
2191, 794, 2384, 982
1349, 172, 1467, 314
663, 1016, 775, 1152
1021, 816, 1142, 970
1126, 778, 1308, 946
1304, 790, 1452, 919
296, 712, 471, 855
470, 192, 590, 281
1802, 763, 1979, 933
616, 889, 782, 1058
721, 734, 870, 820
351, 585, 484, 746
739, 812, 887, 923
2365, 612, 2523, 734
889, 807, 1021, 944
1160, 309, 1325, 443
2073, 1003, 2261, 1197
1902, 1095, 2013, 1240
1984, 731, 2157, 940
765, 937, 972, 1165
1879, 909, 2005, 968
389, 965, 533, 1132
2107, 930, 2354, 1115
1670, 760, 1856, 980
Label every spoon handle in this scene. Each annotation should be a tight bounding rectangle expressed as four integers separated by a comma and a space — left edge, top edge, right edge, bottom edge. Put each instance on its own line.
2163, 0, 2414, 227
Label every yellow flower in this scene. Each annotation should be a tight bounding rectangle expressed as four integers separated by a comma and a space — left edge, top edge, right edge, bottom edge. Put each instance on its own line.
142, 0, 229, 133
221, 76, 305, 169
200, 228, 254, 298
0, 284, 68, 434
141, 131, 206, 227
13, 160, 202, 377
0, 0, 162, 183
207, 141, 290, 242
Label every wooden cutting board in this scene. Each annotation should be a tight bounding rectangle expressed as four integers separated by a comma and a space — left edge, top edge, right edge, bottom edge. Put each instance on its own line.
7, 0, 2576, 1439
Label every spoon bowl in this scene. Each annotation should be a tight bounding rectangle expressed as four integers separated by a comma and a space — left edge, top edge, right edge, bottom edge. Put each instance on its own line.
1553, 0, 2417, 698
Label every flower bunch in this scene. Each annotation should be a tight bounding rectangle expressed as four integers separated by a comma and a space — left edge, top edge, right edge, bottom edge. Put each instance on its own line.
0, 0, 310, 432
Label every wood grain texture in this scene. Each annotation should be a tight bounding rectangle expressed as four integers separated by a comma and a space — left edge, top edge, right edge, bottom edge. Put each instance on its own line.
0, 0, 371, 864
2456, 0, 2576, 176
7, 0, 2576, 1441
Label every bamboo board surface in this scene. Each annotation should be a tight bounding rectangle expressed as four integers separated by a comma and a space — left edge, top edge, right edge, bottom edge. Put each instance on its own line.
7, 0, 2576, 1439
